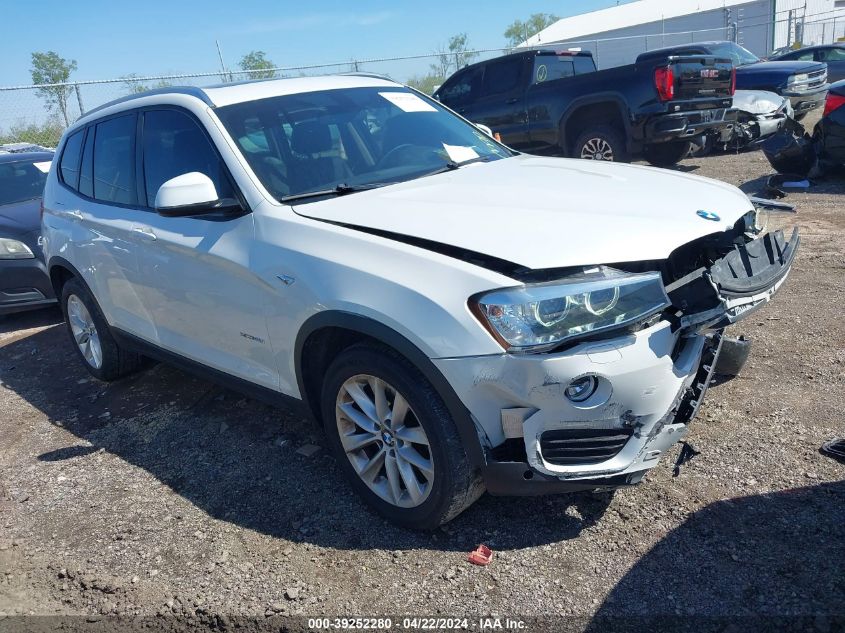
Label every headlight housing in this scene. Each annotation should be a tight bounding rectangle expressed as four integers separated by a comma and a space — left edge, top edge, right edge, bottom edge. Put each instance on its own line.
786, 73, 809, 92
0, 237, 35, 259
470, 267, 670, 353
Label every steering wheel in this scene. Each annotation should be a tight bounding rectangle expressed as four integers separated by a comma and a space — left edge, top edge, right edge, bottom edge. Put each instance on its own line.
377, 143, 446, 170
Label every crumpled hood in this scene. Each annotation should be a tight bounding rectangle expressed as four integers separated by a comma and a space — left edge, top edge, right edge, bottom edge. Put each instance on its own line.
294, 155, 753, 271
733, 90, 789, 115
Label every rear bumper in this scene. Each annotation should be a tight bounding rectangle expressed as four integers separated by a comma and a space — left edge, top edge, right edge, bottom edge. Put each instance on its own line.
0, 258, 56, 315
645, 108, 738, 143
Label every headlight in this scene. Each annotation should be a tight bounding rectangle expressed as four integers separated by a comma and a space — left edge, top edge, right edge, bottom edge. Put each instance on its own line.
0, 237, 35, 259
787, 74, 809, 91
470, 267, 670, 352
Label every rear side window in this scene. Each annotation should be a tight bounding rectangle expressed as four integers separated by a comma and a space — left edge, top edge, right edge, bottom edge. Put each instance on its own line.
438, 67, 482, 107
93, 114, 137, 205
533, 56, 574, 84
141, 109, 234, 207
59, 130, 84, 189
574, 56, 596, 74
481, 58, 523, 96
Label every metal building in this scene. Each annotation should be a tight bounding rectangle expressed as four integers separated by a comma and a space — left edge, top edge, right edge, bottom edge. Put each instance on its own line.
520, 0, 845, 69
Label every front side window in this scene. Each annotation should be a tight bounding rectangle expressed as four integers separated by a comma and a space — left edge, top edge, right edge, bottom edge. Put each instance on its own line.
217, 87, 512, 202
437, 67, 483, 107
142, 109, 234, 207
819, 47, 845, 62
93, 114, 137, 205
0, 158, 52, 206
59, 130, 84, 189
481, 58, 523, 96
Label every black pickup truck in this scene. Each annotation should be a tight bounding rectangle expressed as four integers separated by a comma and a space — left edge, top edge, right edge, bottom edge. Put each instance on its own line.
433, 49, 737, 166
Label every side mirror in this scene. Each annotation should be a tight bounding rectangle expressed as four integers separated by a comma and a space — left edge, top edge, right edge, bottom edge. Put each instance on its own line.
475, 123, 494, 137
155, 172, 242, 217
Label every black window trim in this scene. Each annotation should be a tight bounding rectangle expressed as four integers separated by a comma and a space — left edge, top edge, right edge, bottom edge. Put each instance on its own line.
55, 105, 250, 218
137, 104, 248, 216
57, 127, 86, 191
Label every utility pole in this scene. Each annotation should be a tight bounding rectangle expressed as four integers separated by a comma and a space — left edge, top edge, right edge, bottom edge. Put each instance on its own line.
216, 39, 231, 82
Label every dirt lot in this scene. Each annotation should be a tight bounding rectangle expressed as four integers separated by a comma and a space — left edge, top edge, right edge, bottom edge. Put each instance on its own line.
1, 116, 844, 632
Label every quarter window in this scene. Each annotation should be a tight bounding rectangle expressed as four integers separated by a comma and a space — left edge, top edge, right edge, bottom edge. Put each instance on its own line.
59, 130, 84, 189
93, 114, 137, 205
142, 109, 233, 207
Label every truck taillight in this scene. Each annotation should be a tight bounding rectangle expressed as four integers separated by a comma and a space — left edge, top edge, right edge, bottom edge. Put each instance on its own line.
823, 93, 845, 117
655, 66, 675, 101
730, 67, 737, 95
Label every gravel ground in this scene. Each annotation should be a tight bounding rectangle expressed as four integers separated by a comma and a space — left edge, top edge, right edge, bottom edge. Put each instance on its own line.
1, 114, 843, 632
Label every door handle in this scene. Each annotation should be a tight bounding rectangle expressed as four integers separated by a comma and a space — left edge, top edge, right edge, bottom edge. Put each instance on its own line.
62, 210, 83, 222
131, 225, 157, 240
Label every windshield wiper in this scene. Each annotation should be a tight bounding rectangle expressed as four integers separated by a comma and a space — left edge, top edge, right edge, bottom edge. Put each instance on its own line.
280, 182, 388, 203
423, 155, 496, 178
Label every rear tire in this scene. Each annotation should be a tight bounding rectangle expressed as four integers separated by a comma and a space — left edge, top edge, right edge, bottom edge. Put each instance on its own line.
320, 344, 483, 529
60, 277, 142, 381
643, 141, 693, 167
572, 125, 630, 163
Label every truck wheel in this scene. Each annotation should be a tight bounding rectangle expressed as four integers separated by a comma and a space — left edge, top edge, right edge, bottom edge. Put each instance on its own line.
643, 141, 693, 167
60, 277, 142, 381
572, 125, 629, 162
321, 344, 483, 530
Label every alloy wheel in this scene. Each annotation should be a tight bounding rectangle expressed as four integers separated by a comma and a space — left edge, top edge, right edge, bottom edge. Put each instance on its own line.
67, 294, 103, 369
335, 374, 435, 508
580, 137, 614, 161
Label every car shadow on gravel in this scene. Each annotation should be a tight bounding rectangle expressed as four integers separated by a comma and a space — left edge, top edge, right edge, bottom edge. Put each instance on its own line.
1, 322, 613, 552
586, 481, 845, 630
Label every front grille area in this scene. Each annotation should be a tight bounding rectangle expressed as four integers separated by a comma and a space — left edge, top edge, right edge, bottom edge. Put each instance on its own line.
540, 428, 634, 466
806, 69, 828, 89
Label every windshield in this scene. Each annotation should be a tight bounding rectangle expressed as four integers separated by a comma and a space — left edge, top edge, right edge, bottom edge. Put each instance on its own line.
709, 42, 760, 66
0, 158, 51, 206
216, 86, 513, 202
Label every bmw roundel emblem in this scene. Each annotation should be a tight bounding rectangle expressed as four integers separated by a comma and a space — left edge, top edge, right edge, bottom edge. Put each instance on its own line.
697, 210, 721, 222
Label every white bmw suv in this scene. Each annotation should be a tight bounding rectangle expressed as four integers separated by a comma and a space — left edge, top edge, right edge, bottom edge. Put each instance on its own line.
42, 75, 798, 528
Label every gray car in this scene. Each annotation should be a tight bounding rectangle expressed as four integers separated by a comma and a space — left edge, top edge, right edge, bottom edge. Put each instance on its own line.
771, 43, 845, 83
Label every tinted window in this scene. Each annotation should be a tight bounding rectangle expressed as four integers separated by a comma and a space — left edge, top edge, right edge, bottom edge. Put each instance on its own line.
0, 159, 51, 206
93, 114, 137, 205
784, 50, 815, 61
819, 47, 845, 61
79, 128, 94, 198
574, 56, 596, 74
59, 130, 84, 189
482, 57, 523, 96
437, 67, 482, 106
533, 56, 574, 84
142, 109, 234, 207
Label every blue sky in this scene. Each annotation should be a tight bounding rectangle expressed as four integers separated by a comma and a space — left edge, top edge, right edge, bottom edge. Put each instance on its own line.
0, 0, 635, 86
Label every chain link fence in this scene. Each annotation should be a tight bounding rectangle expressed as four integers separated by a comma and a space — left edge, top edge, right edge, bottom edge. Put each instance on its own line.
2, 12, 843, 150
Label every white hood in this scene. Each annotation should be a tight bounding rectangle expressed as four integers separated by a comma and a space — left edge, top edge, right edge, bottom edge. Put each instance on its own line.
294, 155, 753, 270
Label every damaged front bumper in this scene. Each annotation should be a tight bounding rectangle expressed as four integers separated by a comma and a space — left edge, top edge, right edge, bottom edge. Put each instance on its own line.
437, 226, 799, 495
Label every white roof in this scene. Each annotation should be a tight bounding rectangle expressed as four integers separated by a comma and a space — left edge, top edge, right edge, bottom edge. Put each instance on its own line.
521, 0, 753, 47
202, 74, 400, 107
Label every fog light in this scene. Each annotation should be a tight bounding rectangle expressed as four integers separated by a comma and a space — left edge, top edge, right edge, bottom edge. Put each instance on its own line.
566, 376, 598, 402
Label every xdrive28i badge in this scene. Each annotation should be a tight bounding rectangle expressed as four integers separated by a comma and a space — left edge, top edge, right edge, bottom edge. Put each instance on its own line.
697, 210, 721, 221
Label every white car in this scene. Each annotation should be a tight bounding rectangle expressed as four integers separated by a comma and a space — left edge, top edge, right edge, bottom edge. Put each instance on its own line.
41, 75, 798, 528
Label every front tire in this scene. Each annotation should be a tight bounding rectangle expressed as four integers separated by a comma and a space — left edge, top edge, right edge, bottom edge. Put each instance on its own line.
643, 140, 693, 167
321, 344, 483, 529
60, 278, 141, 381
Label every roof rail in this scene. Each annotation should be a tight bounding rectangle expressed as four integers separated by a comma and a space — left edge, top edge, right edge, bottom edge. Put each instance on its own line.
341, 71, 395, 82
80, 86, 214, 119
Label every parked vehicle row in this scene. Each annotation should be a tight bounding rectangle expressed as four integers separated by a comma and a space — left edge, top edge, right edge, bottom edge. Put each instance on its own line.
36, 75, 797, 528
433, 40, 829, 165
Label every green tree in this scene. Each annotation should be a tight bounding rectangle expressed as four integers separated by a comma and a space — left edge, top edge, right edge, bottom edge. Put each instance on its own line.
504, 13, 560, 48
421, 32, 478, 93
239, 50, 277, 79
406, 74, 442, 96
30, 51, 78, 126
121, 74, 173, 95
